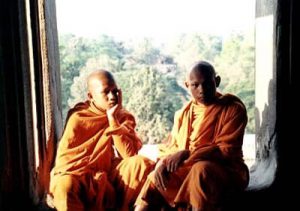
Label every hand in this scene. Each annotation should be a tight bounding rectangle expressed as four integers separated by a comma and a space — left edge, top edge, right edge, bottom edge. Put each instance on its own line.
164, 150, 189, 172
107, 89, 122, 119
154, 159, 169, 191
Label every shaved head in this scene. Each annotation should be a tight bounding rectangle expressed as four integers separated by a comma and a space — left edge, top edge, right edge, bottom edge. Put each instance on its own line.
87, 69, 116, 93
187, 61, 216, 82
87, 69, 119, 110
185, 61, 220, 105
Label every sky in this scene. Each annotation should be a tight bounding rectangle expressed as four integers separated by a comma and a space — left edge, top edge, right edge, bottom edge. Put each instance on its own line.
56, 0, 255, 42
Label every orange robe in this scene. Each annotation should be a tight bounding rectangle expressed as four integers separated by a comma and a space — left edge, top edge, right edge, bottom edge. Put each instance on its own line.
136, 93, 249, 210
50, 101, 154, 211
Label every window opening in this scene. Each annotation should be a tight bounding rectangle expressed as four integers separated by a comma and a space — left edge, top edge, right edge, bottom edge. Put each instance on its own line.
55, 0, 256, 168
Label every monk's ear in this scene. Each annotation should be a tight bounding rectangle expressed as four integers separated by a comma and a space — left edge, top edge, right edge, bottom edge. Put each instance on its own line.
87, 92, 93, 101
184, 81, 189, 88
215, 76, 221, 88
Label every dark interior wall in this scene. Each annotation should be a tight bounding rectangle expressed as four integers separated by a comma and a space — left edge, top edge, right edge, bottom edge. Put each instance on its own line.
0, 0, 32, 210
229, 0, 299, 210
275, 0, 299, 206
272, 0, 298, 207
0, 0, 62, 210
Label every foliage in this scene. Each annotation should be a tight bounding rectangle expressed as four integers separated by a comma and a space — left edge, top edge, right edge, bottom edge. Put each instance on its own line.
116, 68, 188, 144
59, 31, 255, 143
59, 34, 125, 119
68, 68, 188, 144
214, 32, 255, 133
163, 33, 222, 80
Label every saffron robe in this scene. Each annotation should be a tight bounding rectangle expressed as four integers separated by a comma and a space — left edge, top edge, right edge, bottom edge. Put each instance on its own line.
50, 101, 154, 211
136, 93, 249, 210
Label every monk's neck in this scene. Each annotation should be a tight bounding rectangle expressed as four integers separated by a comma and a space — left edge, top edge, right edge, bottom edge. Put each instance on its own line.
193, 101, 207, 108
89, 101, 106, 115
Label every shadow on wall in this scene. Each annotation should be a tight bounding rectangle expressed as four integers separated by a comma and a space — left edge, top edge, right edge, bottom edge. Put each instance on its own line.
248, 78, 277, 190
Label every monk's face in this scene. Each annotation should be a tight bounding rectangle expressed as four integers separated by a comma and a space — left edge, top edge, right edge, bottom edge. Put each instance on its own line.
88, 75, 119, 111
185, 68, 217, 105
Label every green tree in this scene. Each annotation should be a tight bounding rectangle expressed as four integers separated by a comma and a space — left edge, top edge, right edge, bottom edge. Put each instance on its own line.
117, 68, 188, 144
59, 34, 101, 119
61, 32, 255, 140
163, 33, 222, 84
68, 66, 188, 144
60, 34, 126, 120
164, 33, 222, 69
214, 32, 255, 133
121, 38, 161, 72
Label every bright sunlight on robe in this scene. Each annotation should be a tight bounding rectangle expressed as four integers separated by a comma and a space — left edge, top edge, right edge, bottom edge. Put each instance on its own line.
50, 101, 154, 211
136, 93, 249, 210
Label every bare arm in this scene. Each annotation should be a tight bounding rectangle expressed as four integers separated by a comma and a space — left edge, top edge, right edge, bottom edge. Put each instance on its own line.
106, 89, 142, 158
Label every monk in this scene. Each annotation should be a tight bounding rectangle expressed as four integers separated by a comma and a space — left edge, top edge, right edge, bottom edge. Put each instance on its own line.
49, 70, 155, 211
135, 61, 249, 211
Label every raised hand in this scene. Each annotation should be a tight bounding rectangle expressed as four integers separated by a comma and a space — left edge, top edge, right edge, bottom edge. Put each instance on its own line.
107, 89, 122, 119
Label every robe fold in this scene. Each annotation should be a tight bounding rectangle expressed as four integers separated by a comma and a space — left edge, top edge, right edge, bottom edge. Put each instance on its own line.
136, 93, 249, 210
50, 101, 154, 211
